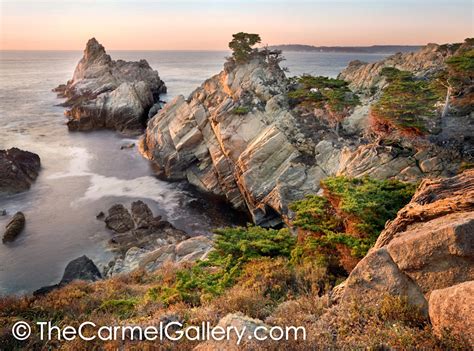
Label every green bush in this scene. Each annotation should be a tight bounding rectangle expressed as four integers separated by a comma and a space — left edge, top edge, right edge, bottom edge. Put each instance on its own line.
148, 226, 296, 306
231, 106, 250, 115
290, 176, 415, 262
288, 75, 359, 112
99, 298, 138, 319
322, 176, 416, 239
371, 68, 441, 135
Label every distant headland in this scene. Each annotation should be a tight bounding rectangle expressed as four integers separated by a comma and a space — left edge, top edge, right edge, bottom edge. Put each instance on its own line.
268, 44, 422, 54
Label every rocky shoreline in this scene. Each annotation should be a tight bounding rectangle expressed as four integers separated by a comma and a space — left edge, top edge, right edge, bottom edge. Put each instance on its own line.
1, 36, 472, 349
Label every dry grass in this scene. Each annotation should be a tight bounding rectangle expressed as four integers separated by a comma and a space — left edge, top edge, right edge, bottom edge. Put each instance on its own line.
0, 259, 468, 350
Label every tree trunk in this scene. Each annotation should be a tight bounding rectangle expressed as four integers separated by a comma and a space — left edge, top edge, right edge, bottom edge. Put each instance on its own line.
442, 86, 452, 118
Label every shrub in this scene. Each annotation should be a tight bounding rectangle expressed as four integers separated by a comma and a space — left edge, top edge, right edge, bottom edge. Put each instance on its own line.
231, 106, 250, 115
371, 67, 441, 136
445, 43, 474, 109
147, 226, 296, 306
288, 75, 359, 133
322, 176, 416, 239
99, 298, 138, 319
289, 176, 415, 272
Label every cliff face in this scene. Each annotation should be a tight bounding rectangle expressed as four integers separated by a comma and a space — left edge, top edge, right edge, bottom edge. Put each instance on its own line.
141, 57, 321, 226
55, 38, 166, 134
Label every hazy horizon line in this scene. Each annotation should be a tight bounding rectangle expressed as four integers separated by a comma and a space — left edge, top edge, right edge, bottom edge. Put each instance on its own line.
0, 43, 433, 52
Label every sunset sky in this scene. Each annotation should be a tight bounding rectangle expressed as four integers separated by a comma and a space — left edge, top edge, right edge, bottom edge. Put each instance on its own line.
1, 0, 472, 50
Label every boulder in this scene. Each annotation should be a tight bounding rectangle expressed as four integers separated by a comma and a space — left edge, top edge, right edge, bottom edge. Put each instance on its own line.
386, 212, 474, 295
101, 201, 202, 276
131, 200, 154, 229
61, 255, 102, 284
428, 281, 474, 347
110, 235, 213, 275
341, 170, 474, 319
34, 255, 101, 295
54, 38, 166, 134
105, 204, 134, 233
375, 169, 474, 248
0, 148, 41, 194
341, 248, 427, 313
175, 235, 213, 258
2, 212, 26, 243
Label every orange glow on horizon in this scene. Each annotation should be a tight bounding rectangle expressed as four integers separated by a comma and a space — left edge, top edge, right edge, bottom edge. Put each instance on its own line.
1, 1, 472, 50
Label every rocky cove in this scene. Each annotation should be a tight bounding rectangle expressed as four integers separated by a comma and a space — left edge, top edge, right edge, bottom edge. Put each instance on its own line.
0, 34, 473, 349
0, 42, 394, 294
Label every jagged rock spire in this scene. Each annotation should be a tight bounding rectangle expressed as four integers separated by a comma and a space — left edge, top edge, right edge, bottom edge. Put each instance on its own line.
83, 37, 109, 62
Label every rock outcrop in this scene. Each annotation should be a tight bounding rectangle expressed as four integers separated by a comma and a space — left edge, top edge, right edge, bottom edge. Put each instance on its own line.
54, 38, 166, 134
0, 148, 41, 194
34, 255, 102, 295
141, 53, 464, 226
2, 212, 26, 243
341, 170, 474, 316
101, 201, 213, 276
338, 43, 454, 91
141, 56, 320, 226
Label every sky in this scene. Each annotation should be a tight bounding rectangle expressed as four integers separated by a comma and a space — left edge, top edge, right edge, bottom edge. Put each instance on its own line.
0, 0, 472, 50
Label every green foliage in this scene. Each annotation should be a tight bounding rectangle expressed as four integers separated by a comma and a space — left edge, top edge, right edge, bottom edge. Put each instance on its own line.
231, 106, 250, 115
288, 75, 359, 133
148, 226, 296, 306
229, 32, 261, 63
445, 45, 474, 108
288, 75, 360, 112
99, 298, 138, 319
371, 68, 441, 134
290, 176, 415, 262
322, 176, 416, 239
446, 48, 474, 73
289, 195, 341, 234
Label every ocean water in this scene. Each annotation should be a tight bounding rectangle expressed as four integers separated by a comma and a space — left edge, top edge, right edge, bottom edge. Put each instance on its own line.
0, 50, 389, 295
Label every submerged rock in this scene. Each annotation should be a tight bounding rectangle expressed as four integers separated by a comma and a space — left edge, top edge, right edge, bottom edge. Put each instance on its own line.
0, 148, 41, 194
341, 170, 474, 316
2, 212, 26, 243
54, 38, 166, 135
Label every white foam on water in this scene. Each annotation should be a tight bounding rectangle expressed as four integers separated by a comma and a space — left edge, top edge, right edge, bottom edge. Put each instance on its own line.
47, 146, 93, 179
75, 174, 185, 219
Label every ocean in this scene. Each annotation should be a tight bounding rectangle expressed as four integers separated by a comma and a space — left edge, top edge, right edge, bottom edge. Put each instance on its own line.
0, 50, 389, 295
